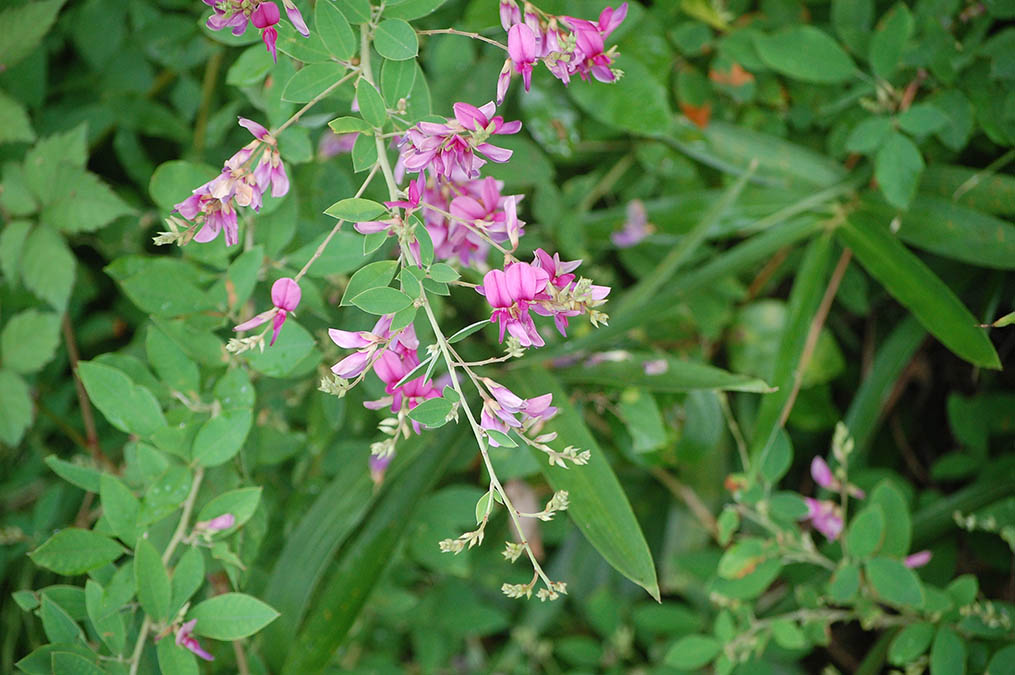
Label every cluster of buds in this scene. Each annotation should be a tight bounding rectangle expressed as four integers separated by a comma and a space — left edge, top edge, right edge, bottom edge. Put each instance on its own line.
496, 0, 627, 103
167, 118, 289, 247
203, 0, 309, 61
502, 578, 568, 601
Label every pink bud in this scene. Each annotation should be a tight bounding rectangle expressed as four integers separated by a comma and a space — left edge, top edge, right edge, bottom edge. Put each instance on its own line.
904, 550, 932, 568
195, 513, 235, 532
251, 1, 280, 28
271, 277, 301, 312
810, 456, 836, 489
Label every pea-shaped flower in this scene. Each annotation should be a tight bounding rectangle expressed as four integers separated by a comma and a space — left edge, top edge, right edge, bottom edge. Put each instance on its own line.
234, 277, 302, 346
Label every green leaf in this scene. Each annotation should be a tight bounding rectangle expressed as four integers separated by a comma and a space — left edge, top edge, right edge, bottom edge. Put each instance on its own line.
352, 132, 378, 171
897, 103, 949, 136
510, 370, 660, 600
355, 78, 387, 128
845, 504, 885, 558
188, 593, 280, 640
1, 309, 60, 374
987, 645, 1015, 675
314, 0, 356, 60
44, 456, 101, 492
383, 0, 448, 20
85, 580, 125, 654
50, 651, 105, 675
759, 430, 792, 483
99, 474, 139, 544
337, 0, 371, 23
447, 320, 489, 344
282, 63, 348, 103
350, 286, 412, 314
869, 3, 913, 80
77, 361, 167, 437
328, 116, 373, 135
245, 320, 318, 377
374, 19, 418, 60
191, 409, 253, 467
485, 429, 517, 447
170, 547, 205, 617
0, 89, 35, 144
407, 397, 453, 428
324, 196, 387, 221
832, 0, 874, 54
399, 266, 421, 297
21, 224, 75, 311
225, 44, 274, 87
29, 529, 123, 575
148, 160, 218, 212
875, 131, 924, 209
930, 626, 967, 675
415, 221, 435, 265
275, 21, 331, 62
827, 562, 861, 602
0, 0, 64, 68
569, 57, 670, 136
157, 638, 199, 675
868, 480, 912, 557
664, 635, 721, 669
889, 622, 935, 666
135, 537, 171, 622
428, 262, 460, 283
475, 491, 493, 524
196, 488, 262, 531
0, 368, 31, 446
41, 164, 134, 233
754, 26, 857, 83
40, 596, 83, 644
341, 260, 399, 305
865, 557, 925, 608
380, 57, 417, 106
771, 619, 808, 649
389, 305, 417, 332
1, 220, 33, 283
845, 116, 893, 154
839, 214, 1001, 369
146, 324, 200, 393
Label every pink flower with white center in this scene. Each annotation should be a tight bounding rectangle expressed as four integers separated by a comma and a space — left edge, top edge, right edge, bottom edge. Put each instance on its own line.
194, 513, 236, 533
399, 102, 522, 181
203, 0, 308, 62
480, 378, 556, 445
904, 550, 933, 568
328, 315, 418, 379
234, 277, 301, 346
612, 200, 654, 247
175, 619, 214, 661
801, 498, 844, 541
450, 177, 525, 250
479, 262, 550, 347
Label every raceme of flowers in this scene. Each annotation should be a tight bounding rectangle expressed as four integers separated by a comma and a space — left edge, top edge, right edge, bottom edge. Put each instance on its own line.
203, 0, 309, 62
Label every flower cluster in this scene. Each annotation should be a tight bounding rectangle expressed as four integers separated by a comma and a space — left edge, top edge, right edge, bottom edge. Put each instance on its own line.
496, 0, 627, 103
479, 377, 556, 444
169, 118, 289, 247
203, 0, 309, 62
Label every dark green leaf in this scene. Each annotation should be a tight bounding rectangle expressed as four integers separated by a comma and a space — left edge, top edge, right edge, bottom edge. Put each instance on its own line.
930, 626, 966, 675
875, 131, 924, 209
77, 361, 167, 437
315, 0, 356, 60
865, 557, 925, 608
1, 309, 61, 374
869, 3, 913, 80
889, 622, 935, 666
845, 504, 885, 559
374, 19, 418, 60
188, 593, 279, 640
754, 26, 857, 83
135, 537, 171, 622
29, 529, 124, 575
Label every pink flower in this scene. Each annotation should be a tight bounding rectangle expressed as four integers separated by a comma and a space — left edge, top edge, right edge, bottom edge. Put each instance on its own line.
319, 131, 358, 158
480, 378, 556, 445
251, 2, 281, 62
801, 498, 844, 541
368, 350, 441, 432
904, 550, 932, 568
643, 359, 668, 375
369, 452, 393, 486
329, 315, 418, 379
479, 261, 550, 347
612, 200, 653, 247
811, 456, 836, 489
234, 277, 301, 346
176, 620, 214, 661
194, 513, 236, 532
530, 249, 610, 336
500, 0, 521, 30
449, 177, 524, 250
203, 0, 308, 62
282, 0, 309, 36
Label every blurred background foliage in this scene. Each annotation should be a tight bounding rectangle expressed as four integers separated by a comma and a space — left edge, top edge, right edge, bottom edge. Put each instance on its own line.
2, 0, 1015, 672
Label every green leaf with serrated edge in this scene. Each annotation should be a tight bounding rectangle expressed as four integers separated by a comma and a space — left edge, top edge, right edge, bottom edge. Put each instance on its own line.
1, 309, 60, 374
328, 116, 373, 135
352, 132, 378, 172
42, 164, 135, 233
196, 487, 261, 531
314, 0, 356, 60
341, 260, 399, 305
866, 557, 925, 608
889, 622, 935, 666
509, 370, 660, 600
486, 429, 517, 447
869, 3, 913, 80
447, 320, 489, 344
428, 262, 460, 282
170, 547, 205, 617
0, 89, 34, 144
281, 62, 348, 103
355, 78, 387, 128
324, 197, 387, 221
0, 0, 64, 68
839, 213, 1000, 369
407, 397, 453, 427
44, 456, 101, 492
664, 635, 721, 669
99, 474, 139, 544
875, 132, 924, 209
187, 593, 279, 640
29, 529, 123, 575
754, 26, 856, 83
191, 409, 253, 467
845, 504, 885, 559
380, 57, 417, 106
374, 19, 418, 60
21, 224, 75, 311
77, 361, 167, 437
85, 580, 125, 655
1, 220, 32, 283
930, 626, 966, 675
135, 537, 171, 622
350, 287, 412, 314
749, 233, 833, 460
279, 425, 465, 673
157, 638, 200, 675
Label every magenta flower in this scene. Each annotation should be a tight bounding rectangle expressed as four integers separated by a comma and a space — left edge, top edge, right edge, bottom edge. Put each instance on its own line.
234, 277, 301, 346
479, 261, 550, 347
398, 102, 522, 181
449, 177, 524, 250
368, 350, 441, 432
499, 0, 521, 30
612, 200, 653, 247
480, 378, 556, 445
251, 2, 280, 62
281, 0, 309, 36
369, 452, 393, 486
811, 456, 836, 489
498, 23, 539, 103
176, 620, 214, 661
203, 0, 308, 62
531, 248, 610, 336
319, 131, 358, 159
801, 498, 844, 541
194, 513, 236, 533
904, 550, 932, 568
329, 315, 418, 379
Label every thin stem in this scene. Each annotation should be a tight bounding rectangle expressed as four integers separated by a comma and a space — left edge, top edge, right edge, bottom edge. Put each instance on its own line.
293, 163, 378, 283
193, 49, 225, 153
63, 315, 111, 470
649, 467, 718, 538
576, 153, 634, 213
953, 148, 1015, 201
417, 28, 507, 51
718, 392, 750, 472
273, 68, 359, 136
360, 25, 399, 198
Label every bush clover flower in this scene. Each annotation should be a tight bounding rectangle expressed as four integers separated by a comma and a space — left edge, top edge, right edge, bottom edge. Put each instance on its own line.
612, 199, 654, 248
480, 377, 557, 445
328, 315, 419, 379
479, 261, 550, 347
801, 498, 844, 541
203, 0, 308, 62
904, 550, 933, 568
175, 619, 214, 661
233, 277, 302, 346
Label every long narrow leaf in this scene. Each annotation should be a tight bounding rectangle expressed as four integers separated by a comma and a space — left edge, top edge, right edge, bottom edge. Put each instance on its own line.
555, 353, 773, 393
